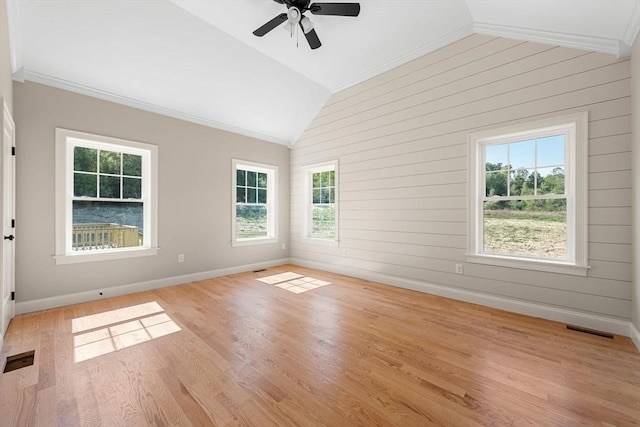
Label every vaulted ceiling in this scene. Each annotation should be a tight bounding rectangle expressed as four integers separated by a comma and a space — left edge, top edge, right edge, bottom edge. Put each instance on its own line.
6, 0, 640, 146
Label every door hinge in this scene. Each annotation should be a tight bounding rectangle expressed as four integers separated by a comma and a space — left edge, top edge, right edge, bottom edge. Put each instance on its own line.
10, 291, 15, 301
11, 219, 15, 228
11, 146, 15, 156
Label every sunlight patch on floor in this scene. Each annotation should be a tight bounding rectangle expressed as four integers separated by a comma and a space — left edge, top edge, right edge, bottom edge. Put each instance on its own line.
257, 272, 331, 294
72, 302, 181, 363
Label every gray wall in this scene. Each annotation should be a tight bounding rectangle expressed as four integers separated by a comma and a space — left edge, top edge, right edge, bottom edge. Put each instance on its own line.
14, 81, 289, 303
291, 34, 633, 326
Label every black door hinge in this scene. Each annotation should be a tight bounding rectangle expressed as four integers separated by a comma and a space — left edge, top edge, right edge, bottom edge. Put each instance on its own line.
11, 146, 15, 156
10, 291, 15, 301
11, 219, 15, 228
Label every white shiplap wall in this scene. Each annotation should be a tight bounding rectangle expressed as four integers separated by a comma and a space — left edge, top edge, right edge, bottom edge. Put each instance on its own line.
290, 34, 633, 333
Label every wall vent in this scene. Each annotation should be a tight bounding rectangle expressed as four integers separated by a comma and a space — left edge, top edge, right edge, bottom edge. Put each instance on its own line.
3, 350, 35, 373
566, 325, 614, 339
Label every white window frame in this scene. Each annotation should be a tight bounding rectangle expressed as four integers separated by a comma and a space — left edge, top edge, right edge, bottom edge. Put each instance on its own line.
231, 159, 278, 246
302, 160, 339, 245
467, 112, 589, 276
54, 128, 159, 265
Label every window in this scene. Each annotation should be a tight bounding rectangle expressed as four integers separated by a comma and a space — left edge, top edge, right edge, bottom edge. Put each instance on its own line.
55, 129, 158, 264
467, 113, 588, 275
232, 160, 277, 245
303, 161, 338, 242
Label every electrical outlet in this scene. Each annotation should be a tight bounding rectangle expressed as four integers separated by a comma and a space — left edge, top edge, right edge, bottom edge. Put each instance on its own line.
178, 254, 185, 263
455, 263, 463, 274
281, 243, 286, 250
342, 249, 348, 257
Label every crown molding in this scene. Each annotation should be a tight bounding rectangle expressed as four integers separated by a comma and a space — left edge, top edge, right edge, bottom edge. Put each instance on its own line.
17, 70, 293, 147
328, 22, 475, 94
474, 22, 629, 58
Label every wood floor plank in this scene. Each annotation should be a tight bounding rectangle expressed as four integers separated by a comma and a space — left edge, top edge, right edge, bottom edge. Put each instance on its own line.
0, 264, 638, 426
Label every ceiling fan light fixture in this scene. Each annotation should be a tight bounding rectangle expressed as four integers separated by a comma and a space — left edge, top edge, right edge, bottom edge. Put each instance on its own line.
300, 16, 314, 34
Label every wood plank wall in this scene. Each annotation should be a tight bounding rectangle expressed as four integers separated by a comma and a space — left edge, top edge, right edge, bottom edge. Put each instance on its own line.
290, 34, 633, 321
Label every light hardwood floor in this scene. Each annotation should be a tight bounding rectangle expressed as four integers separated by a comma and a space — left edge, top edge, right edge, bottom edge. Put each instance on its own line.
1, 265, 639, 426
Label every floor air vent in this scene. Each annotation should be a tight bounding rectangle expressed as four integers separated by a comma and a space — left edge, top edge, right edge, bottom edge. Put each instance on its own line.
3, 350, 35, 373
566, 325, 614, 339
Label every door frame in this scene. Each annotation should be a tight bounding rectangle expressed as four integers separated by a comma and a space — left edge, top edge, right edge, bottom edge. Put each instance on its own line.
1, 97, 16, 347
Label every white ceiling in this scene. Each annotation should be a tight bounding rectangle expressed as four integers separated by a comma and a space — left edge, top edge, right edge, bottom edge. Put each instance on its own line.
6, 0, 640, 146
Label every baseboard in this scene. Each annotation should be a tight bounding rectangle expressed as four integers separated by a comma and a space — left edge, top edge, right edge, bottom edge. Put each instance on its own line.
290, 258, 633, 337
631, 322, 640, 353
15, 258, 290, 314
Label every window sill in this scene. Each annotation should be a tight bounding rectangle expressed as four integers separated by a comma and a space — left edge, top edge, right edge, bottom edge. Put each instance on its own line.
232, 237, 278, 247
54, 247, 159, 265
302, 237, 339, 247
465, 254, 589, 276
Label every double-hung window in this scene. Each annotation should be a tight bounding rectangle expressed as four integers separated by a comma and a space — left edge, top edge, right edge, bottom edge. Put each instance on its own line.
303, 161, 338, 242
467, 113, 588, 275
232, 160, 277, 245
55, 129, 158, 264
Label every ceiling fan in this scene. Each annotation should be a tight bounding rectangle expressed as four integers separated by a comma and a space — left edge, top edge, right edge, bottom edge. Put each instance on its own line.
253, 0, 361, 50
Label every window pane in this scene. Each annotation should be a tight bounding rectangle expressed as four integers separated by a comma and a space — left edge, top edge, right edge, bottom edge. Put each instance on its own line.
537, 135, 564, 167
123, 154, 142, 177
72, 201, 143, 250
537, 167, 565, 195
312, 188, 321, 204
328, 188, 335, 203
485, 144, 507, 170
312, 172, 322, 189
247, 171, 257, 188
236, 186, 246, 203
257, 189, 267, 204
123, 177, 142, 199
509, 168, 534, 197
74, 147, 97, 172
485, 170, 508, 197
328, 170, 335, 187
74, 173, 97, 197
509, 139, 535, 169
236, 205, 267, 239
237, 169, 246, 186
312, 205, 335, 239
247, 188, 257, 203
321, 171, 331, 188
100, 175, 120, 198
483, 199, 567, 259
99, 150, 121, 174
257, 173, 267, 189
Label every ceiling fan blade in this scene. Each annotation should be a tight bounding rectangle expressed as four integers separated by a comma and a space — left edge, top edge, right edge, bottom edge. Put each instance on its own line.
253, 13, 288, 37
309, 3, 360, 17
301, 24, 322, 49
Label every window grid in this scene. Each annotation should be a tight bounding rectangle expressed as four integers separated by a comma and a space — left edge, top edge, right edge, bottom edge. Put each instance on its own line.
73, 148, 143, 201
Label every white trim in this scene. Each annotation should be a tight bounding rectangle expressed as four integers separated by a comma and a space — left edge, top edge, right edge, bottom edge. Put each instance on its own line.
231, 159, 278, 246
6, 0, 23, 75
290, 258, 632, 337
15, 258, 290, 314
53, 247, 159, 265
473, 22, 630, 58
19, 70, 292, 147
467, 112, 589, 274
55, 128, 158, 265
465, 254, 589, 276
301, 160, 339, 243
631, 322, 640, 353
329, 23, 474, 93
